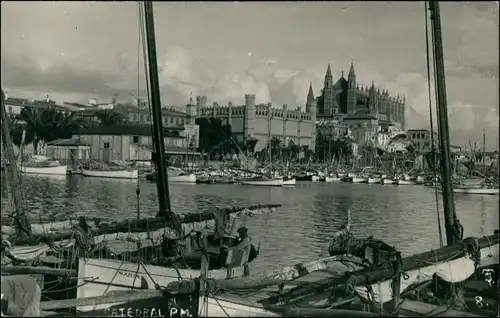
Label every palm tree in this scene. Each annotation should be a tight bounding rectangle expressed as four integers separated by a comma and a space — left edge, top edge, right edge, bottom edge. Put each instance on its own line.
15, 107, 47, 154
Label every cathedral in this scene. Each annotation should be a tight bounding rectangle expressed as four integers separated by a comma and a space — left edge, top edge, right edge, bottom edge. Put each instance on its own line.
313, 62, 406, 130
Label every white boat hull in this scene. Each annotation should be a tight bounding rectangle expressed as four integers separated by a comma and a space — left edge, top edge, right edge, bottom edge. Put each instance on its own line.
324, 176, 342, 183
453, 188, 499, 195
351, 177, 367, 183
347, 172, 357, 178
367, 177, 381, 184
397, 180, 416, 185
282, 177, 296, 185
21, 165, 67, 175
382, 178, 396, 185
170, 173, 197, 183
76, 258, 249, 313
82, 169, 138, 179
240, 178, 283, 186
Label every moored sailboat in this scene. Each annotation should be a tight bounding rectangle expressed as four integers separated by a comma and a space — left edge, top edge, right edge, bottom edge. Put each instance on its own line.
21, 155, 68, 176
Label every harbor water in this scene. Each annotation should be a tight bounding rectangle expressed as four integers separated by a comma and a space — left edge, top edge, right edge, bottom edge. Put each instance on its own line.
1, 173, 498, 273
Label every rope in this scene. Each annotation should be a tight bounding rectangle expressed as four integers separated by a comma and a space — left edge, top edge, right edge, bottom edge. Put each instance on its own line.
424, 1, 443, 249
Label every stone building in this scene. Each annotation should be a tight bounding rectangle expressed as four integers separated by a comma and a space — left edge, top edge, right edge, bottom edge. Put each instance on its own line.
196, 93, 317, 152
77, 125, 199, 163
114, 103, 200, 150
316, 62, 406, 130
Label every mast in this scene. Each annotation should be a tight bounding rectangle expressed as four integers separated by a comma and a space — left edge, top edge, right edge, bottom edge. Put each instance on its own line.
1, 90, 31, 237
143, 2, 171, 217
428, 1, 461, 246
267, 103, 272, 177
482, 128, 486, 175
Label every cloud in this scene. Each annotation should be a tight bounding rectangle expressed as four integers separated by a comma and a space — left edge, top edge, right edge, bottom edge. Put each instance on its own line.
1, 1, 498, 148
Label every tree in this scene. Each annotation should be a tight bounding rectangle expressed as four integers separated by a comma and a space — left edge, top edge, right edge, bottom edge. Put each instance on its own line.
95, 110, 127, 126
194, 117, 232, 159
245, 138, 258, 155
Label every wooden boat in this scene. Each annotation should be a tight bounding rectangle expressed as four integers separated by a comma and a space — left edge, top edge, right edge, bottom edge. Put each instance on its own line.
452, 187, 499, 195
169, 173, 197, 183
415, 175, 426, 184
382, 178, 396, 185
337, 172, 347, 178
76, 253, 252, 314
351, 176, 367, 183
20, 155, 67, 175
21, 164, 68, 176
240, 177, 283, 187
68, 254, 363, 317
282, 176, 296, 185
324, 176, 342, 183
367, 177, 381, 184
397, 179, 415, 185
197, 256, 362, 317
82, 168, 138, 179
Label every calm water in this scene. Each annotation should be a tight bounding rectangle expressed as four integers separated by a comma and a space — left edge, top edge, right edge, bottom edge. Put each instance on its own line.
1, 173, 498, 272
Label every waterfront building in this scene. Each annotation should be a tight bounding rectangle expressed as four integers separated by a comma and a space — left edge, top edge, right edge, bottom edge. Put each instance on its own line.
196, 93, 317, 152
406, 129, 437, 153
113, 101, 200, 150
44, 138, 92, 170
76, 125, 200, 163
3, 96, 69, 115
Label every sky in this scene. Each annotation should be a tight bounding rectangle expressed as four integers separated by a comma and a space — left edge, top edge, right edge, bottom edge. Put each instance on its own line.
1, 1, 498, 149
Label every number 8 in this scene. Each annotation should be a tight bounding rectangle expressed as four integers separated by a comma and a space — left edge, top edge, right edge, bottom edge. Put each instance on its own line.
475, 296, 483, 308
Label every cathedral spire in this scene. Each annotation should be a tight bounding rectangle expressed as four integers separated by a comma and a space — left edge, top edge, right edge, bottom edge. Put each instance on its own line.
326, 62, 332, 78
348, 60, 355, 78
306, 82, 315, 104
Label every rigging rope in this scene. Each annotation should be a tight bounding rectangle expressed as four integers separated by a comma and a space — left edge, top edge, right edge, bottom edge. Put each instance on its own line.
424, 1, 444, 248
135, 3, 144, 223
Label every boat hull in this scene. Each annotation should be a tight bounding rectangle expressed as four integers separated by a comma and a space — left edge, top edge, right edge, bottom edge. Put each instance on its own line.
240, 178, 283, 186
82, 169, 138, 179
170, 174, 197, 183
324, 176, 342, 183
453, 188, 499, 195
397, 180, 416, 185
76, 258, 249, 313
21, 165, 67, 175
382, 178, 396, 185
282, 177, 296, 185
367, 177, 381, 184
351, 177, 367, 183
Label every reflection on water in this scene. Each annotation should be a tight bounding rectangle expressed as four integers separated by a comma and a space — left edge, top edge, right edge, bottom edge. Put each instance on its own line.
1, 173, 498, 272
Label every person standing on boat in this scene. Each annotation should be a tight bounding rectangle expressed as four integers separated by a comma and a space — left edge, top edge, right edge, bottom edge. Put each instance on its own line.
235, 227, 250, 247
226, 227, 252, 269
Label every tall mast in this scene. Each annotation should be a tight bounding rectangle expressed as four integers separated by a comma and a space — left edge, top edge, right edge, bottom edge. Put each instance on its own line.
482, 129, 486, 175
1, 91, 31, 237
428, 1, 461, 245
143, 2, 171, 216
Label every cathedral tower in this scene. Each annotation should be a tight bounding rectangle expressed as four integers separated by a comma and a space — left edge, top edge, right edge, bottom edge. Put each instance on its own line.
305, 82, 315, 113
347, 61, 357, 114
323, 63, 334, 115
